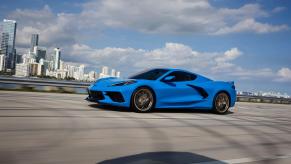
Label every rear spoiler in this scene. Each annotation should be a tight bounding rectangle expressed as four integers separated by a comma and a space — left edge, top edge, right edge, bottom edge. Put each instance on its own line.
228, 81, 234, 85
228, 81, 235, 89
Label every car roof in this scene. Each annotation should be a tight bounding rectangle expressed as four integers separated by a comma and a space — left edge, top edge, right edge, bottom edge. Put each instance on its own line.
154, 68, 192, 72
139, 68, 212, 81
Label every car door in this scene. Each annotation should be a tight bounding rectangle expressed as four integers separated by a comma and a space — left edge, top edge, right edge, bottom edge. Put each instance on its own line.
156, 71, 204, 107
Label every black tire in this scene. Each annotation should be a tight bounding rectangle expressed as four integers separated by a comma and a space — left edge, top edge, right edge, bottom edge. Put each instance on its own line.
131, 87, 155, 113
213, 92, 230, 114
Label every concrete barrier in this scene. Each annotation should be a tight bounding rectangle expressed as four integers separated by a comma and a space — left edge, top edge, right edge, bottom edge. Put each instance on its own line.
0, 76, 89, 94
237, 95, 291, 104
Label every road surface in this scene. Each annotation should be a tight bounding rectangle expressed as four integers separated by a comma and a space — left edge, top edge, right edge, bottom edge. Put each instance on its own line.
0, 91, 291, 164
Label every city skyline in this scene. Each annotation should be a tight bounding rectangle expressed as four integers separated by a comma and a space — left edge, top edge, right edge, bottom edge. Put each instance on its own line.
0, 0, 290, 94
17, 32, 121, 81
0, 21, 121, 81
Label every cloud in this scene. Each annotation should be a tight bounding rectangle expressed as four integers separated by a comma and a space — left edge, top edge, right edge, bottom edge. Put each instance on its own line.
81, 0, 222, 34
63, 42, 277, 81
272, 6, 286, 13
7, 1, 289, 51
65, 43, 146, 72
80, 0, 288, 34
229, 68, 275, 79
9, 5, 87, 49
219, 3, 268, 20
215, 48, 242, 63
65, 42, 217, 75
277, 68, 291, 82
65, 42, 291, 86
211, 48, 242, 72
65, 42, 290, 84
214, 18, 289, 35
136, 43, 200, 68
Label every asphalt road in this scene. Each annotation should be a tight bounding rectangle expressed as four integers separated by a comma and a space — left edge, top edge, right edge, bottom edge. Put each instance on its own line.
0, 91, 291, 164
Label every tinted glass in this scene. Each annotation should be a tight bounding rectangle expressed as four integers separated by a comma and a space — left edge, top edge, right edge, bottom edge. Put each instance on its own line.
165, 71, 196, 82
129, 69, 169, 80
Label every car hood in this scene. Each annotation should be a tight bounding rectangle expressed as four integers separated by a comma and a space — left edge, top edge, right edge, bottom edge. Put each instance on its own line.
93, 77, 134, 87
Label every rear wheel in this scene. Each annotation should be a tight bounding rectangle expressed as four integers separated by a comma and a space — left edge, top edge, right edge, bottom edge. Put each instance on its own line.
131, 87, 155, 113
213, 92, 230, 114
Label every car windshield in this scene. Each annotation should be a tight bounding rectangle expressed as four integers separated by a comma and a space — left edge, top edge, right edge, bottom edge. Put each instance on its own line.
129, 69, 169, 80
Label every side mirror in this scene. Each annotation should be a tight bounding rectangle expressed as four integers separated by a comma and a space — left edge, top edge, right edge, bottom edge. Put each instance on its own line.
163, 76, 175, 82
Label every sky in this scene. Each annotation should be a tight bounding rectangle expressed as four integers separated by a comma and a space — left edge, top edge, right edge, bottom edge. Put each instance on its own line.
0, 0, 291, 94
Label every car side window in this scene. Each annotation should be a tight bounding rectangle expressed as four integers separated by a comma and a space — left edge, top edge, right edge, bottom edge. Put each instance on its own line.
165, 71, 197, 82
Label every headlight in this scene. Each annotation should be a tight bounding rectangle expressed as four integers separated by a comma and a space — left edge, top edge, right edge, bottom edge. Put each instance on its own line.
111, 80, 136, 86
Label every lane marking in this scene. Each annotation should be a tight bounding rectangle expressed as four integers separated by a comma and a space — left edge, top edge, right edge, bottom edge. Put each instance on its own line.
194, 153, 291, 164
236, 106, 250, 110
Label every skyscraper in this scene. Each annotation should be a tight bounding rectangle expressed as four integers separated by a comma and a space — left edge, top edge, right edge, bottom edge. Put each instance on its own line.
116, 71, 121, 78
0, 54, 5, 71
1, 19, 17, 70
32, 46, 46, 62
111, 69, 116, 77
102, 66, 109, 75
30, 34, 38, 52
53, 48, 61, 70
0, 33, 9, 56
99, 66, 109, 78
78, 64, 85, 80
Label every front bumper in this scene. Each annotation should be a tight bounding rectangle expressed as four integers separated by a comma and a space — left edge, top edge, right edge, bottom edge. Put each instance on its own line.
86, 86, 133, 107
85, 96, 100, 102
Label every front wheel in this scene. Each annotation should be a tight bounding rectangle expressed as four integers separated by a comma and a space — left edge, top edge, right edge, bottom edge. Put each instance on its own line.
131, 87, 155, 113
213, 92, 230, 114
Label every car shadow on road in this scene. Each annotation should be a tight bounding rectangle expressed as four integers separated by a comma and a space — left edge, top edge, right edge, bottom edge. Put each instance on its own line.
88, 103, 234, 115
97, 151, 226, 164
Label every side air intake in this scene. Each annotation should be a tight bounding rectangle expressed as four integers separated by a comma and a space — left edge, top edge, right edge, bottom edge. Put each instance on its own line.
187, 84, 209, 99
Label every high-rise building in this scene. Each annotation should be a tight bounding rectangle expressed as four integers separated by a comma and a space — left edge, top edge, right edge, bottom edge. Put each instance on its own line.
22, 53, 35, 64
78, 64, 85, 80
29, 63, 43, 76
99, 66, 109, 78
0, 33, 8, 69
32, 46, 46, 62
0, 54, 5, 71
52, 48, 61, 70
67, 65, 76, 78
88, 71, 98, 81
102, 66, 109, 75
59, 60, 64, 70
111, 69, 116, 77
0, 33, 9, 55
16, 54, 22, 63
30, 34, 39, 52
1, 19, 17, 70
39, 58, 50, 74
15, 63, 30, 77
116, 71, 121, 78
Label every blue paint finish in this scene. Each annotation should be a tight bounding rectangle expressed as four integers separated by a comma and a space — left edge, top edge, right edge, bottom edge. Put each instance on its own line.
87, 68, 236, 110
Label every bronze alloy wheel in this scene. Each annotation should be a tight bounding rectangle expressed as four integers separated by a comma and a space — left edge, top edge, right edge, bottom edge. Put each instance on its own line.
214, 92, 230, 114
133, 88, 154, 112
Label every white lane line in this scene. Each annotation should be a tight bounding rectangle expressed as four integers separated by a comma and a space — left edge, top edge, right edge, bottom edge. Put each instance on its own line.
236, 106, 250, 110
194, 154, 291, 164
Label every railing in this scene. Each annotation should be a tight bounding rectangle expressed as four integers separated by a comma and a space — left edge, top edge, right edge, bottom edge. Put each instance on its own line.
237, 95, 291, 104
0, 76, 290, 104
0, 76, 90, 94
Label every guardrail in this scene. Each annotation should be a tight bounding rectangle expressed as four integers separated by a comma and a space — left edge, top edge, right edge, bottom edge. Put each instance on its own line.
0, 76, 90, 94
0, 76, 290, 104
237, 95, 291, 104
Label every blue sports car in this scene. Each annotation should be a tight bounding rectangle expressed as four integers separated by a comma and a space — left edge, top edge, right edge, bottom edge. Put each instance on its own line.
86, 68, 236, 114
